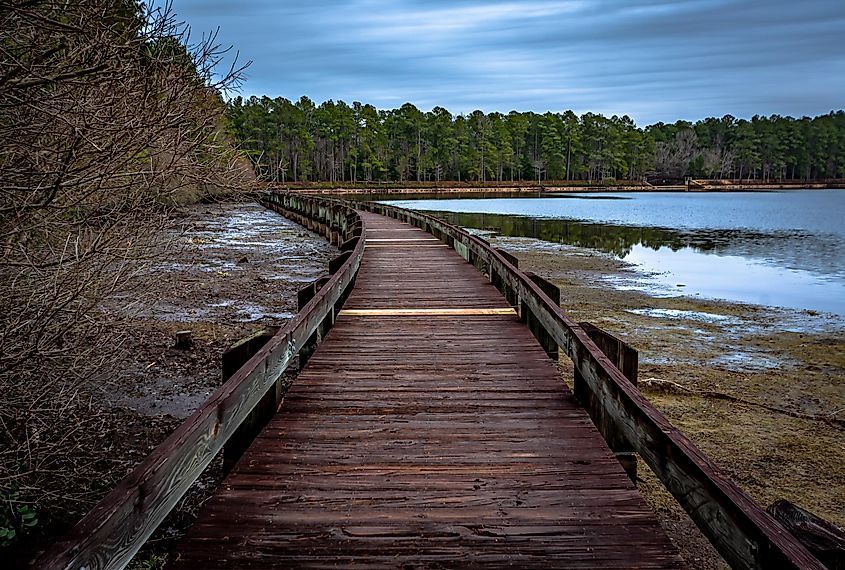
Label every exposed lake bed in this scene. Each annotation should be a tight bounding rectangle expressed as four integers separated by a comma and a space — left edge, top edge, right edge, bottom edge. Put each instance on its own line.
102, 202, 335, 418
484, 231, 844, 569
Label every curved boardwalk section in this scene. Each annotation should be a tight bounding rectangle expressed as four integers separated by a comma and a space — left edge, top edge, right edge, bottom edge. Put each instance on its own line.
168, 211, 682, 568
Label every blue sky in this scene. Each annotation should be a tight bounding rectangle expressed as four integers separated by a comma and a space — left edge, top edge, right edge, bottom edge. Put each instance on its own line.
167, 0, 845, 125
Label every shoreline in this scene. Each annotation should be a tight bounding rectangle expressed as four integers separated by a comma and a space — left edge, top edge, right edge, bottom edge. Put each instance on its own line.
489, 233, 844, 569
265, 180, 845, 196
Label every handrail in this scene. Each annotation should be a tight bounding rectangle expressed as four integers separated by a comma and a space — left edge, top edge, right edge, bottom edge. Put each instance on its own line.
35, 193, 365, 570
358, 200, 826, 570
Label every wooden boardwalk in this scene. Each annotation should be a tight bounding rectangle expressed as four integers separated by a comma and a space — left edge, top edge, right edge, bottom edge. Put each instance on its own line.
168, 212, 682, 568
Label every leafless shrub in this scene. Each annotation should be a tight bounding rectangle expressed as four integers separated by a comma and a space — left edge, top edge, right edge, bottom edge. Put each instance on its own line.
655, 129, 699, 178
0, 0, 252, 549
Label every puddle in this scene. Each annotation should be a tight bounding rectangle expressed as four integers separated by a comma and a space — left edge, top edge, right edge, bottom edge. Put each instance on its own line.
710, 350, 792, 372
235, 304, 295, 322
626, 308, 742, 326
639, 354, 698, 366
110, 375, 214, 419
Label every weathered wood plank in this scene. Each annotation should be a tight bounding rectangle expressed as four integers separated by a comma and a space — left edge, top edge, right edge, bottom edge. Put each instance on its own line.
221, 327, 280, 472
767, 499, 845, 570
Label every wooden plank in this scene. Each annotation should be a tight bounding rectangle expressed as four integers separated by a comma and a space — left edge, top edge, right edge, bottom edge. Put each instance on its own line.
364, 237, 441, 242
366, 243, 449, 248
337, 307, 517, 316
767, 500, 845, 569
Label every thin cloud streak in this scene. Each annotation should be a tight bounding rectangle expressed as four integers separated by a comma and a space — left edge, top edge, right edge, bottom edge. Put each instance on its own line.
167, 0, 845, 124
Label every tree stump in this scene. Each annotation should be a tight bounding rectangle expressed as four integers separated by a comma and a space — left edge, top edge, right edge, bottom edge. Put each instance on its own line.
174, 330, 193, 350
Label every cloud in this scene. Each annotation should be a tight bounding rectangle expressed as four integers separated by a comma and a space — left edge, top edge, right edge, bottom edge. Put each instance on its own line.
167, 0, 845, 124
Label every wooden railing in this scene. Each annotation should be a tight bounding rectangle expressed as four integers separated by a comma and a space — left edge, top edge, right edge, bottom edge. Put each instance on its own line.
357, 199, 827, 570
35, 194, 365, 570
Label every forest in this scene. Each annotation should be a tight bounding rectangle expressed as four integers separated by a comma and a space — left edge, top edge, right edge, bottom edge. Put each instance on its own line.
226, 96, 845, 184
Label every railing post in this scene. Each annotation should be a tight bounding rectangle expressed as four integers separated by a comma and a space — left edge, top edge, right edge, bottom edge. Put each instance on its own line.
221, 326, 281, 472
492, 249, 520, 307
520, 272, 560, 359
574, 321, 639, 481
340, 237, 359, 252
767, 499, 845, 569
296, 277, 335, 370
329, 251, 353, 274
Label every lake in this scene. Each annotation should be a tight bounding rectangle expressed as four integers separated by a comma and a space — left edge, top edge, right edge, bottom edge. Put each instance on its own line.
384, 190, 845, 317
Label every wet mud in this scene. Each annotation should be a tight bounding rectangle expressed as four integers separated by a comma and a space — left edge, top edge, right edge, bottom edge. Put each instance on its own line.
488, 233, 844, 569
99, 202, 335, 419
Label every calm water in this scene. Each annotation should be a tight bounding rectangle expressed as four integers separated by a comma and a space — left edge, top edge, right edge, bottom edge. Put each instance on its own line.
385, 190, 845, 316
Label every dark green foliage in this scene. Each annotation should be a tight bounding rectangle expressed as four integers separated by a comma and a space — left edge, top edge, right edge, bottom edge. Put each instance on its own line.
227, 97, 845, 183
0, 488, 38, 548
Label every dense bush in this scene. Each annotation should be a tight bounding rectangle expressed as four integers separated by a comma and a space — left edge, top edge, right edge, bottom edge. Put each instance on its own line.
0, 0, 250, 552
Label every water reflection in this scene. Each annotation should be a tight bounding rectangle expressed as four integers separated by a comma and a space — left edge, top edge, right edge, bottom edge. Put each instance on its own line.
620, 245, 845, 315
420, 210, 774, 258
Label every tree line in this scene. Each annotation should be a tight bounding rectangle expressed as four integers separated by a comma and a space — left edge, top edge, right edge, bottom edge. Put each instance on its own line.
226, 96, 845, 184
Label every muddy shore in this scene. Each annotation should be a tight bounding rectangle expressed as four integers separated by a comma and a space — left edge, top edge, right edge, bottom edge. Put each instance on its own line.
98, 202, 336, 420
487, 234, 844, 569
13, 202, 336, 567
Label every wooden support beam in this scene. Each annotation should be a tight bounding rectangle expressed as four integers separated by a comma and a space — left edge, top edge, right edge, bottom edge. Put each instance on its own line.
297, 282, 318, 311
574, 322, 638, 480
577, 322, 638, 385
329, 251, 352, 274
340, 237, 359, 252
525, 271, 561, 305
521, 272, 560, 359
297, 277, 332, 369
495, 247, 519, 269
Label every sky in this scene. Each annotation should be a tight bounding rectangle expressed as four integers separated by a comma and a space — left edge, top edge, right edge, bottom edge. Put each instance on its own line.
166, 0, 845, 125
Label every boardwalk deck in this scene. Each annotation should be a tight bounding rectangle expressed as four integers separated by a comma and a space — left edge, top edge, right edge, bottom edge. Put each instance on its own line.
167, 211, 683, 568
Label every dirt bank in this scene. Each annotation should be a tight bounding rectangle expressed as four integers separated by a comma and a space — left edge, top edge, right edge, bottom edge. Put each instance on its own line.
98, 202, 336, 420
489, 235, 844, 569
